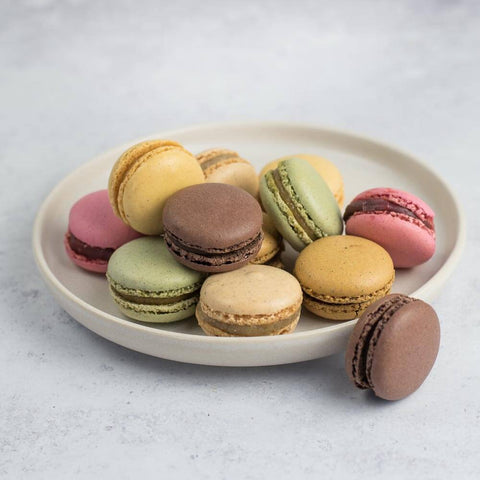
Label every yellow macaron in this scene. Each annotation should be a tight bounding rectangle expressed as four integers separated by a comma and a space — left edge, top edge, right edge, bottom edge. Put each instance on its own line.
260, 153, 344, 207
108, 140, 204, 235
294, 235, 395, 320
250, 213, 284, 268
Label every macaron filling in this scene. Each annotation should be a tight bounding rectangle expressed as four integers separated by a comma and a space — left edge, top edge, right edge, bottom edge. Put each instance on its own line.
65, 232, 114, 262
164, 230, 263, 267
264, 168, 323, 246
198, 153, 248, 172
350, 295, 415, 389
108, 276, 202, 314
343, 196, 434, 231
196, 304, 301, 336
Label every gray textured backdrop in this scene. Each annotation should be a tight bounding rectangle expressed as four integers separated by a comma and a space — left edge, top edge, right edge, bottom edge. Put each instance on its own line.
1, 1, 479, 479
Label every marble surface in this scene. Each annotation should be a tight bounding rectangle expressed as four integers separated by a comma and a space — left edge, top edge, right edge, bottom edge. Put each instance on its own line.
1, 0, 479, 478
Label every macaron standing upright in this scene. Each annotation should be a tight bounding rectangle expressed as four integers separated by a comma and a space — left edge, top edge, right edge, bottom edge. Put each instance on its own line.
294, 235, 395, 320
107, 237, 206, 323
64, 190, 141, 273
108, 139, 204, 235
250, 213, 284, 268
196, 265, 303, 337
344, 187, 435, 268
260, 153, 344, 207
163, 183, 263, 273
345, 294, 440, 400
196, 148, 259, 197
260, 158, 343, 251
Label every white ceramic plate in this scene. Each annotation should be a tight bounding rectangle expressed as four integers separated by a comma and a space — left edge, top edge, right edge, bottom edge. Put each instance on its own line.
33, 122, 465, 366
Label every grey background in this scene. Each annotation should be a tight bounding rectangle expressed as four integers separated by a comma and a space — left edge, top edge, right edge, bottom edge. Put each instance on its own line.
1, 0, 479, 478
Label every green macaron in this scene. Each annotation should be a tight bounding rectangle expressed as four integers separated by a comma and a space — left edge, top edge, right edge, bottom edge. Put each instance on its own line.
259, 157, 343, 251
107, 237, 206, 323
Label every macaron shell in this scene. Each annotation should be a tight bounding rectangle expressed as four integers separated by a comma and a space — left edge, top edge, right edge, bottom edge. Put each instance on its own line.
107, 237, 205, 293
369, 299, 440, 400
120, 147, 204, 235
283, 158, 343, 237
68, 190, 141, 249
251, 213, 283, 265
346, 213, 435, 268
260, 154, 344, 207
204, 161, 259, 197
294, 235, 394, 299
64, 234, 108, 273
260, 175, 307, 251
108, 139, 182, 217
199, 265, 302, 316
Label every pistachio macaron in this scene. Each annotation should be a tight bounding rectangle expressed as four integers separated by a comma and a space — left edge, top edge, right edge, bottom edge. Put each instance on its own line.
107, 237, 206, 323
196, 265, 303, 337
108, 140, 204, 235
197, 148, 259, 197
294, 235, 395, 320
260, 153, 344, 207
260, 157, 343, 251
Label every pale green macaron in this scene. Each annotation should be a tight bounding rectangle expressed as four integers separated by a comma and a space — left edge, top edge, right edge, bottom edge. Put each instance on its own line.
107, 237, 206, 323
260, 157, 343, 251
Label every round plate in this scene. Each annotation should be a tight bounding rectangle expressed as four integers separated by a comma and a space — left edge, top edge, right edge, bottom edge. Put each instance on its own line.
32, 122, 465, 366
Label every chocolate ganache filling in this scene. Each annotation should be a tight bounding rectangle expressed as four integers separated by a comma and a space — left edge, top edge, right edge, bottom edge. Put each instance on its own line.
343, 198, 433, 230
68, 232, 115, 261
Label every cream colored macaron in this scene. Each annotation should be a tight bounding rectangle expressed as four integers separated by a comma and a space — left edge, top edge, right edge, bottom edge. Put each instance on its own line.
196, 148, 259, 197
196, 265, 303, 336
108, 140, 204, 235
250, 213, 284, 268
260, 153, 344, 207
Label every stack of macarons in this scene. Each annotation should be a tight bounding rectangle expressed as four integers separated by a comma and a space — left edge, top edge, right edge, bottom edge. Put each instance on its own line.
64, 139, 437, 334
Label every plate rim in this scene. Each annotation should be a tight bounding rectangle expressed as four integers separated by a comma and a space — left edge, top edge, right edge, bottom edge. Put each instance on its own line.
32, 121, 466, 348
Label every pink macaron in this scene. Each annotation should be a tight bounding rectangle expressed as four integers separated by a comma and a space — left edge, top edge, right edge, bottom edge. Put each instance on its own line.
64, 190, 142, 273
343, 187, 435, 268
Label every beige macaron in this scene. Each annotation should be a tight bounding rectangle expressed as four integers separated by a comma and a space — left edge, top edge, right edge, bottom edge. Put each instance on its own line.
196, 264, 303, 336
108, 140, 204, 235
196, 148, 259, 197
250, 213, 284, 268
260, 153, 344, 207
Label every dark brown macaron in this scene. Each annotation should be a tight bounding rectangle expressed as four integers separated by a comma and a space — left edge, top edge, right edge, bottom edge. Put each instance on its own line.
345, 293, 440, 401
163, 183, 263, 273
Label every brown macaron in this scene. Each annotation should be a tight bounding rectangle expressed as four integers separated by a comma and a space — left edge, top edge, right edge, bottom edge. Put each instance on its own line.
163, 183, 263, 273
345, 294, 440, 401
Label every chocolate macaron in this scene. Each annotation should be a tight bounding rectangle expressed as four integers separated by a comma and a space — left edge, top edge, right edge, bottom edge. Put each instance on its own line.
345, 294, 440, 400
163, 183, 263, 273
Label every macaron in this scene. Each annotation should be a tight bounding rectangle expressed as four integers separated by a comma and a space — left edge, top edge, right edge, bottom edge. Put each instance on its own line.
196, 148, 259, 197
163, 183, 263, 273
108, 139, 204, 235
344, 187, 435, 268
260, 158, 343, 251
250, 213, 284, 268
260, 153, 344, 207
345, 294, 440, 401
64, 190, 141, 273
196, 264, 303, 336
107, 237, 206, 323
294, 235, 395, 320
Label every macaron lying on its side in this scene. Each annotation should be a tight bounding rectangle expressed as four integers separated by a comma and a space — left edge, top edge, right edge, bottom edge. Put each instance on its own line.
196, 265, 303, 337
64, 190, 141, 273
108, 139, 204, 235
294, 235, 395, 320
344, 187, 435, 268
197, 148, 259, 197
260, 158, 343, 251
107, 237, 206, 323
260, 153, 344, 207
163, 183, 263, 273
345, 294, 440, 400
